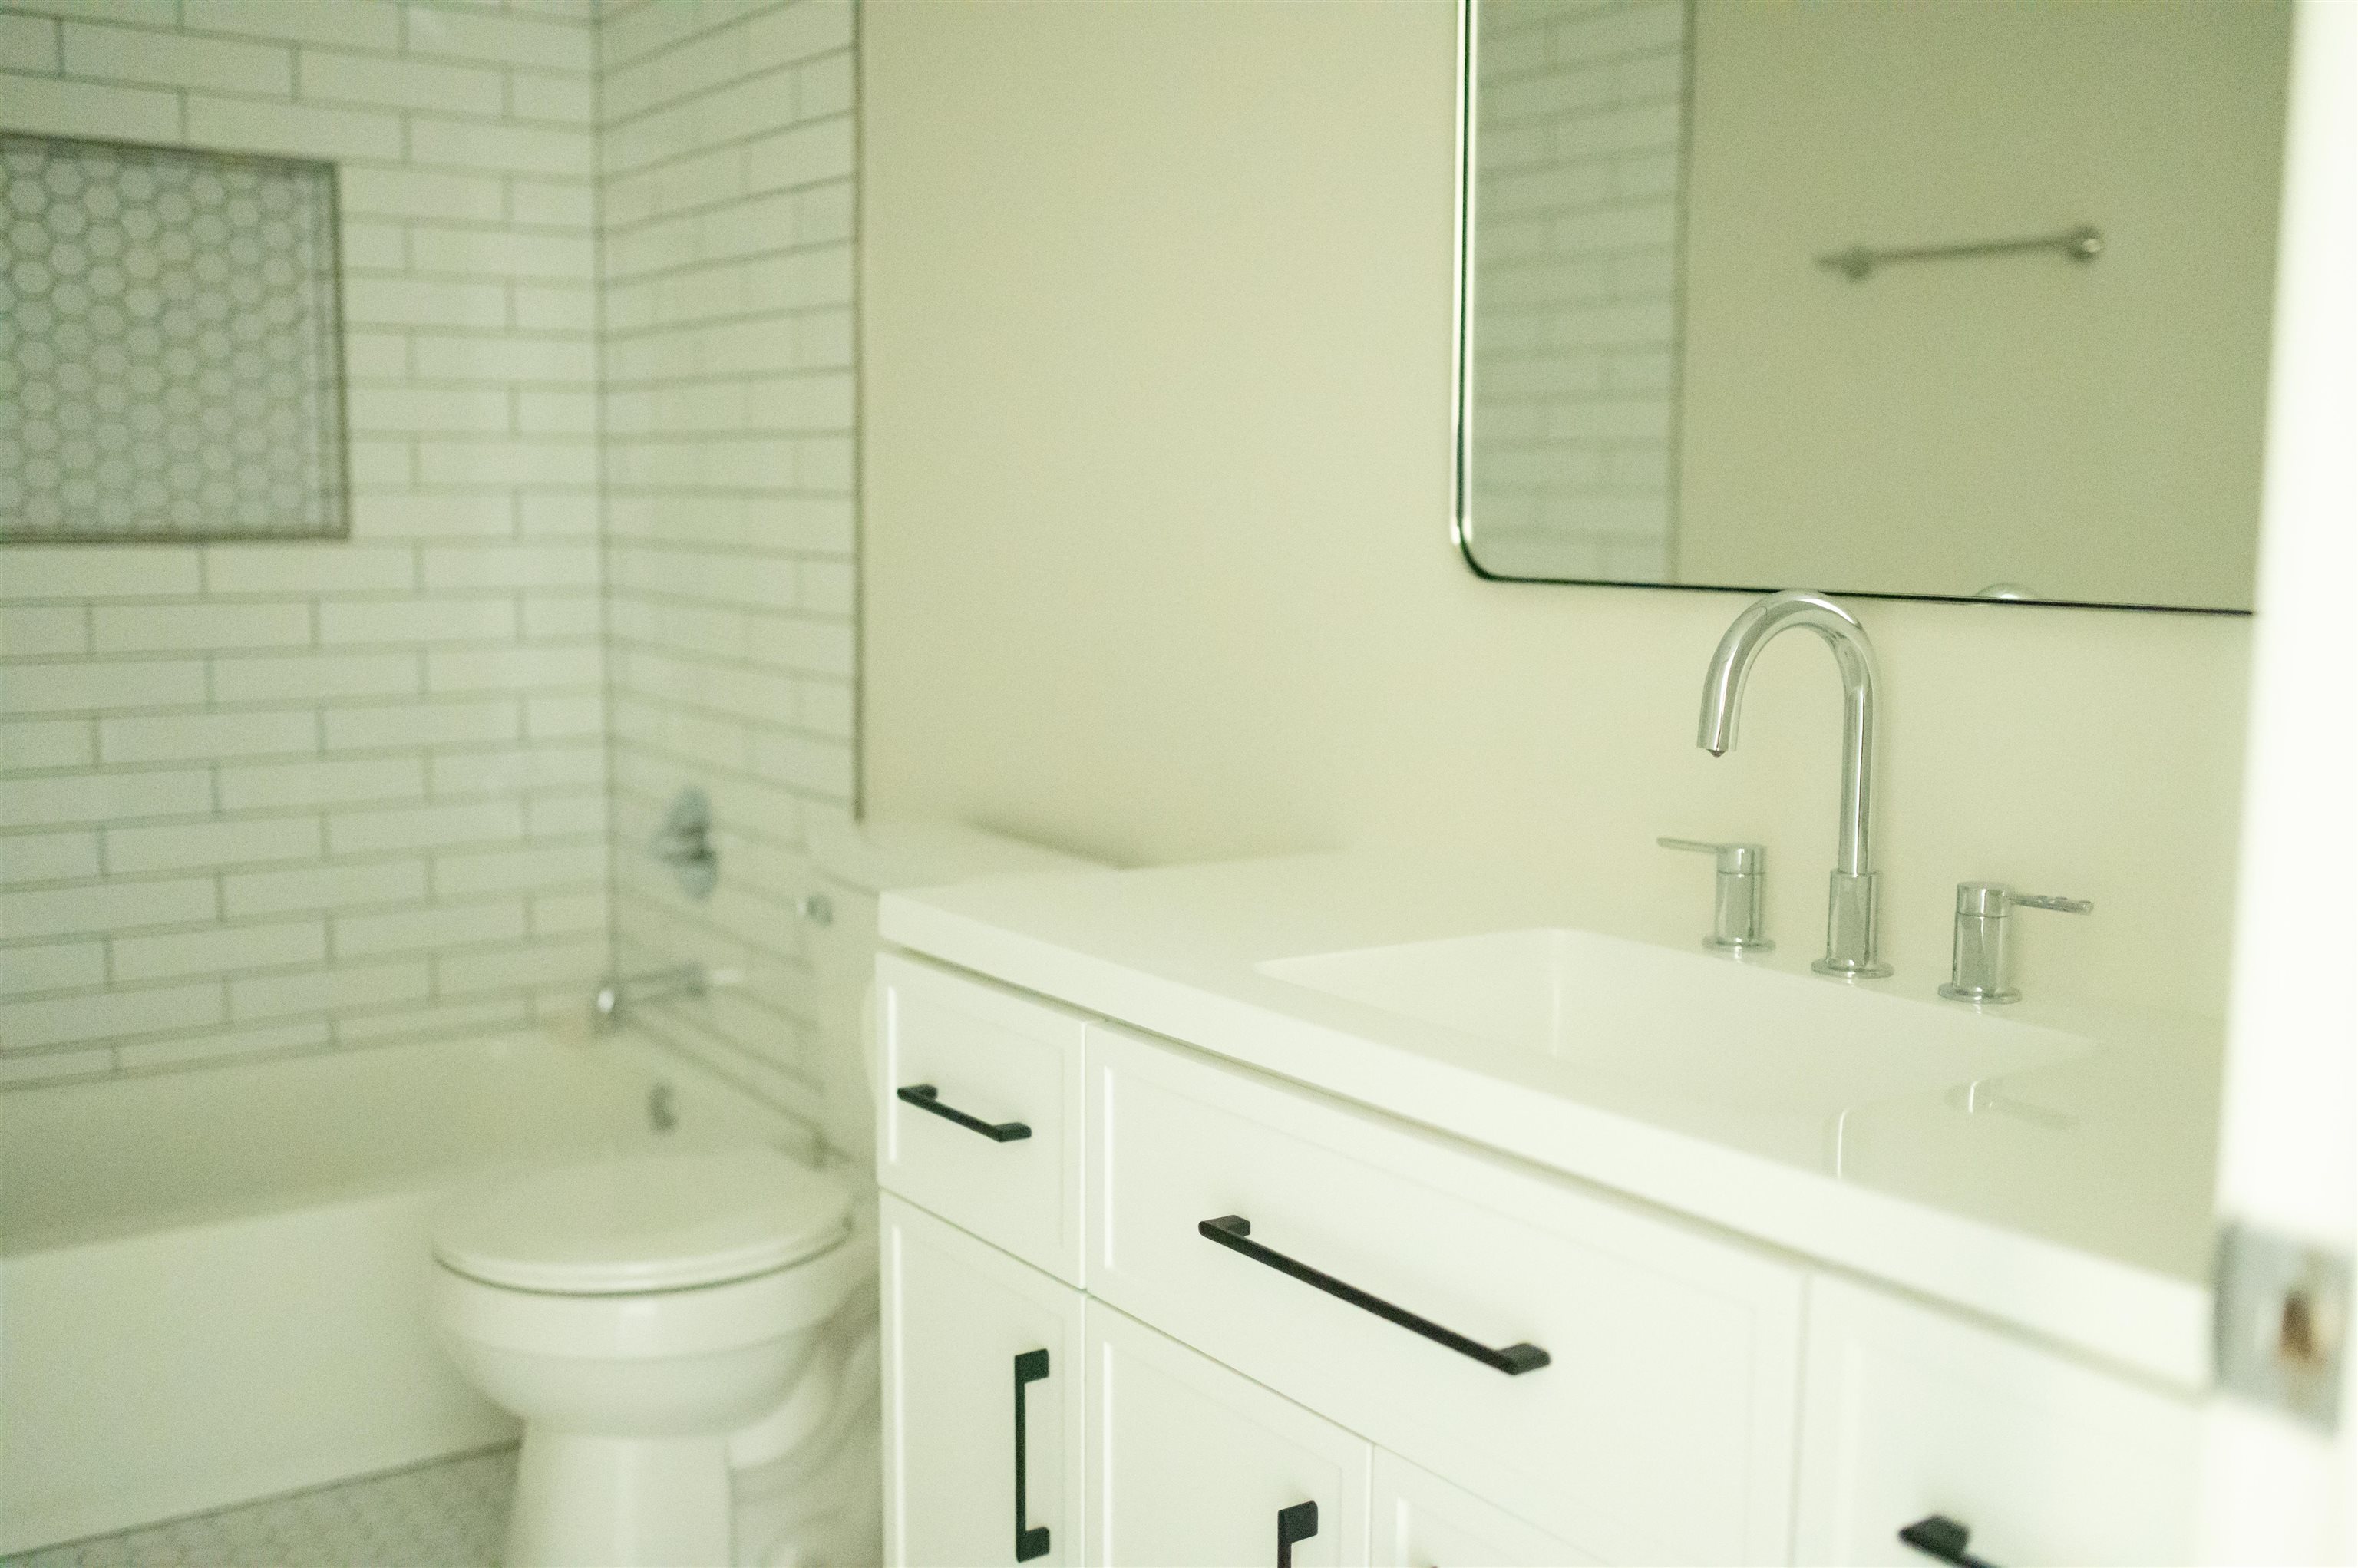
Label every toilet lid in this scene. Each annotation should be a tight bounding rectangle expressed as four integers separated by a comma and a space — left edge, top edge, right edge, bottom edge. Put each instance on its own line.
431, 1144, 852, 1295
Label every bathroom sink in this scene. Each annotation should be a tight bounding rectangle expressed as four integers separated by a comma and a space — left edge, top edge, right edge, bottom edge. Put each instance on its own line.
1256, 927, 2089, 1121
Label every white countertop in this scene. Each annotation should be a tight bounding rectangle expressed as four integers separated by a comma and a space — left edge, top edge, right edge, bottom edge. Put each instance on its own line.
882, 852, 2224, 1391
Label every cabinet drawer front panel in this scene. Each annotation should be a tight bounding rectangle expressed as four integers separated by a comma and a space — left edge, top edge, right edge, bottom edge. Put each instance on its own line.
1088, 1024, 1803, 1566
1086, 1300, 1372, 1568
1795, 1274, 2198, 1567
880, 1193, 1086, 1568
878, 952, 1088, 1283
1370, 1450, 1592, 1568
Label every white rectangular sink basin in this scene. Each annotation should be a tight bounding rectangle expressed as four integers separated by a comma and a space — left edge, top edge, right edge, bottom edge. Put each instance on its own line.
1257, 927, 2089, 1121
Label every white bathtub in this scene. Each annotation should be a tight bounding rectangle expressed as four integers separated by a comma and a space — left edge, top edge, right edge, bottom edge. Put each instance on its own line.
0, 1029, 805, 1556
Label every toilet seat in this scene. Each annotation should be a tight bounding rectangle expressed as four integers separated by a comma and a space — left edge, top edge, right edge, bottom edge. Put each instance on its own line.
432, 1143, 852, 1296
433, 1216, 872, 1362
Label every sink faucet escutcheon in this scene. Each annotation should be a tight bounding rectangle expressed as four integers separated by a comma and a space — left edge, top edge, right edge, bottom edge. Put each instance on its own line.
1696, 589, 1891, 979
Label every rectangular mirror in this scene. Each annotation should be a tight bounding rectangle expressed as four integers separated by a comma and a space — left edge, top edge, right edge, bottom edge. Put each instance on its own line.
1455, 0, 2291, 612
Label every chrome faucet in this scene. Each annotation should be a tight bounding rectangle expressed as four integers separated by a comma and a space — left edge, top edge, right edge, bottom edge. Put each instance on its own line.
1696, 590, 1891, 979
592, 963, 706, 1031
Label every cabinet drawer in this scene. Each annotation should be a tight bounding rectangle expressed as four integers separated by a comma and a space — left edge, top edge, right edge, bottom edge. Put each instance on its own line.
1370, 1450, 1589, 1568
880, 1194, 1085, 1568
1088, 1024, 1804, 1566
877, 953, 1088, 1284
1086, 1300, 1371, 1567
1795, 1274, 2198, 1567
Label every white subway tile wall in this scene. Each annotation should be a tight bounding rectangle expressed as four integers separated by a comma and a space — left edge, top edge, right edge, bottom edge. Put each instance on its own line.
1468, 0, 1684, 582
0, 0, 610, 1084
597, 0, 856, 1122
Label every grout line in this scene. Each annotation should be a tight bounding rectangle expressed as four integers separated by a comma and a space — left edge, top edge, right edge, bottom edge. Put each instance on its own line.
587, 0, 625, 999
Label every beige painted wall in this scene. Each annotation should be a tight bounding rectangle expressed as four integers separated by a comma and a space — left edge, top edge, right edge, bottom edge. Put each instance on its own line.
1677, 0, 2288, 609
860, 0, 2251, 1016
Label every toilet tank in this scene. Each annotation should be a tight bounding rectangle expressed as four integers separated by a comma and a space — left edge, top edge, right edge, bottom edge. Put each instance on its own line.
804, 820, 1102, 1172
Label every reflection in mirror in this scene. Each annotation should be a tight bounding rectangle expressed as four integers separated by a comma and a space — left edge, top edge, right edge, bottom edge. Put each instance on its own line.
1457, 0, 2291, 612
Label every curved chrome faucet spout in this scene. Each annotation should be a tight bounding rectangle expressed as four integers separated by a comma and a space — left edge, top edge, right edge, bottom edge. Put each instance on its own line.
1695, 590, 1889, 977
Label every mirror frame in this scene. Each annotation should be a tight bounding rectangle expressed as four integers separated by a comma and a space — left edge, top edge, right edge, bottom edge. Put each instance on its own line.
1447, 0, 2252, 618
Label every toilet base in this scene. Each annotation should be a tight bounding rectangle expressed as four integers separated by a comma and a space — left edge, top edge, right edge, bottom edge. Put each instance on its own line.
507, 1426, 731, 1568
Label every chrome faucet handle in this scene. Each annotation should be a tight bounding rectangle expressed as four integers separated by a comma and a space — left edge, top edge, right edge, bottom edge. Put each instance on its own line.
2011, 893, 2095, 915
1657, 837, 1772, 952
1939, 882, 2092, 1004
1656, 837, 1762, 873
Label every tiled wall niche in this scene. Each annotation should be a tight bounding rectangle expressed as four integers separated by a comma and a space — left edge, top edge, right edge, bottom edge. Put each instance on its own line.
0, 130, 351, 543
598, 0, 859, 1118
0, 0, 609, 1082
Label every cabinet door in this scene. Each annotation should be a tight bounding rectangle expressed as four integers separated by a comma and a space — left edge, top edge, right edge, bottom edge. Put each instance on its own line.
1086, 1301, 1371, 1568
1795, 1274, 2198, 1566
1369, 1450, 1591, 1568
881, 1193, 1085, 1567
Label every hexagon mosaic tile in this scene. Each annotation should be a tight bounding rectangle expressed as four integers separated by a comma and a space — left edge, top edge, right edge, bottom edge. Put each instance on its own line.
0, 1446, 514, 1568
0, 133, 348, 543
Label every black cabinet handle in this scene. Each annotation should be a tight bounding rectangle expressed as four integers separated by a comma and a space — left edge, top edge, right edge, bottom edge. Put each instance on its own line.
1900, 1516, 2000, 1568
898, 1083, 1032, 1143
1013, 1348, 1051, 1563
1275, 1500, 1319, 1568
1197, 1215, 1549, 1375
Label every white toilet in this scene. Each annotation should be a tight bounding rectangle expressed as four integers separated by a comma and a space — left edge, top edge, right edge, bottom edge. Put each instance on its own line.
429, 820, 1095, 1568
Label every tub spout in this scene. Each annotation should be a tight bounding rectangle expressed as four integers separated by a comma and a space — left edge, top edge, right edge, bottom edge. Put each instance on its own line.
592, 964, 706, 1031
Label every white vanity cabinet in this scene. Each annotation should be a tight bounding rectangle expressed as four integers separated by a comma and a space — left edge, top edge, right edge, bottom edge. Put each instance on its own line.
876, 952, 2207, 1568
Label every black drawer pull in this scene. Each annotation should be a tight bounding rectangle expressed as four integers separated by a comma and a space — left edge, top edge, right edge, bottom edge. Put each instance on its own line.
1900, 1516, 2000, 1568
1275, 1500, 1318, 1568
897, 1083, 1032, 1142
1197, 1214, 1549, 1375
1013, 1348, 1051, 1562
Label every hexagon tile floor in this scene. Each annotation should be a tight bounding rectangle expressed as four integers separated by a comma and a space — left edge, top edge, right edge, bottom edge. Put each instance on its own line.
2, 1446, 517, 1568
